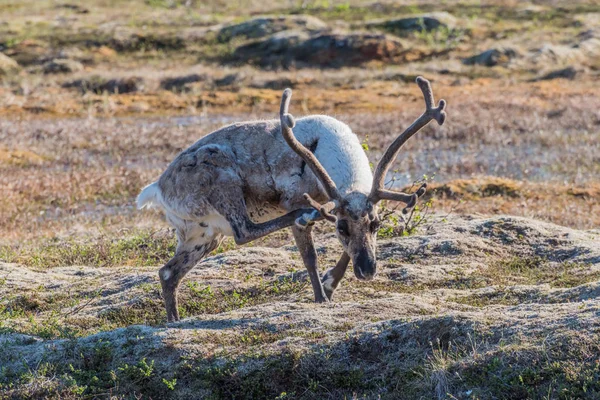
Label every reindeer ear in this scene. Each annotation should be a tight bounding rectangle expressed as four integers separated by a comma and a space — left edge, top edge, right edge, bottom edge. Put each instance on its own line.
181, 153, 197, 168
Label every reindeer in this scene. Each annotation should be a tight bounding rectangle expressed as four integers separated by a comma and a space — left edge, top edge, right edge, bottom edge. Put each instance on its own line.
137, 77, 446, 322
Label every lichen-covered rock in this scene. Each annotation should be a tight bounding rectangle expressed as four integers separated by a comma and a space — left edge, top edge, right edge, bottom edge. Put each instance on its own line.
369, 12, 457, 34
62, 75, 144, 94
160, 73, 206, 92
3, 39, 50, 66
526, 31, 600, 67
233, 31, 413, 68
42, 58, 84, 74
217, 15, 328, 42
109, 29, 185, 52
463, 47, 520, 66
0, 52, 20, 76
533, 66, 581, 81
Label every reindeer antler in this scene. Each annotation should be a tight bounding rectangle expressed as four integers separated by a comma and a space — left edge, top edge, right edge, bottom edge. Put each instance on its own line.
280, 88, 340, 222
369, 77, 446, 209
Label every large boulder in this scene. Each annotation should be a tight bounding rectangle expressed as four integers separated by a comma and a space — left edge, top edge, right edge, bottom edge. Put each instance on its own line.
233, 31, 413, 68
296, 32, 407, 66
231, 30, 310, 67
0, 53, 20, 76
217, 15, 327, 42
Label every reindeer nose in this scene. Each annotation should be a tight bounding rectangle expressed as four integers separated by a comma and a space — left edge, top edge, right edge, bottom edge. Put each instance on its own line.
354, 249, 376, 281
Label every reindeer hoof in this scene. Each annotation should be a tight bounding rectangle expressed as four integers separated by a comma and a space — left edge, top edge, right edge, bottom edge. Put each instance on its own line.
321, 269, 336, 301
294, 217, 314, 230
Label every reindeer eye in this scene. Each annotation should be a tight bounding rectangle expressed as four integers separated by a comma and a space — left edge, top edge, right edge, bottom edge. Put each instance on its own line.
337, 220, 349, 237
370, 219, 381, 233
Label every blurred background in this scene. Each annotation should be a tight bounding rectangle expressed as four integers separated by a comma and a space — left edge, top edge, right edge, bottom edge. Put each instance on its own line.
1, 0, 599, 246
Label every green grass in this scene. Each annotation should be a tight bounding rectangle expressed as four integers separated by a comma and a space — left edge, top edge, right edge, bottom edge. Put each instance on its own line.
1, 231, 176, 269
360, 256, 598, 307
483, 257, 599, 288
0, 273, 307, 340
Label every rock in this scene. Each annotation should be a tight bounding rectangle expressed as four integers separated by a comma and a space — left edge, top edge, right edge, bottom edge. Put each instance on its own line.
0, 52, 20, 76
297, 32, 407, 66
55, 47, 92, 64
370, 12, 457, 34
527, 32, 600, 67
530, 44, 583, 65
233, 31, 413, 68
160, 73, 206, 92
110, 30, 185, 52
380, 72, 420, 82
250, 77, 296, 90
3, 39, 50, 66
533, 66, 580, 81
463, 47, 520, 67
55, 3, 89, 13
214, 73, 243, 87
42, 58, 84, 74
62, 76, 144, 94
231, 30, 309, 67
217, 15, 328, 42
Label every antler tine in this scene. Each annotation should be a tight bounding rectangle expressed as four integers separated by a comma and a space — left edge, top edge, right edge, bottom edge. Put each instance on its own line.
372, 182, 427, 213
304, 194, 337, 222
279, 88, 342, 205
415, 182, 427, 197
416, 76, 446, 125
369, 77, 446, 203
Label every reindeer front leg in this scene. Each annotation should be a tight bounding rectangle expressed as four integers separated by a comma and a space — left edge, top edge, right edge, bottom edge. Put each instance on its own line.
321, 252, 351, 301
212, 191, 318, 245
211, 186, 328, 302
229, 211, 329, 303
292, 225, 328, 303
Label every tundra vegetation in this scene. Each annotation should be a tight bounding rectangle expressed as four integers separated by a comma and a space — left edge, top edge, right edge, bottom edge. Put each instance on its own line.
1, 0, 599, 399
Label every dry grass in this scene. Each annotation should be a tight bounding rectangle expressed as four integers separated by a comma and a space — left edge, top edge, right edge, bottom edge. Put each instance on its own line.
2, 79, 599, 243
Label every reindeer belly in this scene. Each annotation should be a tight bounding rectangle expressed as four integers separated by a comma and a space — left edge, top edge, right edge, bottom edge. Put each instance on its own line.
245, 198, 287, 223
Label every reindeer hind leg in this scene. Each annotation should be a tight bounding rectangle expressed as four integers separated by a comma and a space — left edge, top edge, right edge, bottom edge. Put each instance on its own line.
160, 217, 221, 322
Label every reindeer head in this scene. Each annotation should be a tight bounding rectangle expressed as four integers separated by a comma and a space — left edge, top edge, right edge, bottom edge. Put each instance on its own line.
279, 77, 446, 281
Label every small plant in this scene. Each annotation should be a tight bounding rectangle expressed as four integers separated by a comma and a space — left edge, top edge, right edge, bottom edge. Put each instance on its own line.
162, 377, 177, 390
118, 358, 155, 383
378, 174, 436, 238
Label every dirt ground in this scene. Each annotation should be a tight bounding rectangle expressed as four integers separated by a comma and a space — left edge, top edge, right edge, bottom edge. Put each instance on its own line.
1, 1, 599, 399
